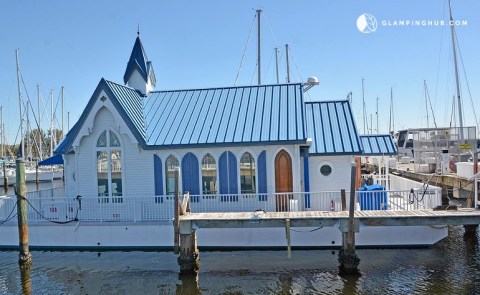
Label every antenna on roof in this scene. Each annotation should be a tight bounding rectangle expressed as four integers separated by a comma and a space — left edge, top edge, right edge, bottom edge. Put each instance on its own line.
137, 24, 140, 36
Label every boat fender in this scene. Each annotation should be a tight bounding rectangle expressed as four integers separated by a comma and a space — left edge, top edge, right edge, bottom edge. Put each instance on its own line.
330, 200, 335, 211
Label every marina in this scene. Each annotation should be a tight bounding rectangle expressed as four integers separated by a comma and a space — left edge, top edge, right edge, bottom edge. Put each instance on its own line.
0, 0, 479, 293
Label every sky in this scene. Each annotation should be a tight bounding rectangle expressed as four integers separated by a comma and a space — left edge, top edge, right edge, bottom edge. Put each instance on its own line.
0, 0, 479, 146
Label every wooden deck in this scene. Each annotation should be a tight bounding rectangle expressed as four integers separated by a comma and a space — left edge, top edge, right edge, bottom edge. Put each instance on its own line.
180, 209, 480, 228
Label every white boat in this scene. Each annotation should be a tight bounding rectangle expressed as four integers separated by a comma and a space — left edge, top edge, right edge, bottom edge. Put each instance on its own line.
25, 168, 54, 183
0, 174, 448, 250
0, 168, 15, 187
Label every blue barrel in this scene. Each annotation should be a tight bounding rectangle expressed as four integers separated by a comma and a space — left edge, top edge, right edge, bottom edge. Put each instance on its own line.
359, 184, 388, 210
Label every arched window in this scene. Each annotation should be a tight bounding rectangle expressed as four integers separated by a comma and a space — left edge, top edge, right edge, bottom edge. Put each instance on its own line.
240, 152, 256, 194
96, 130, 123, 203
201, 154, 217, 195
165, 155, 179, 195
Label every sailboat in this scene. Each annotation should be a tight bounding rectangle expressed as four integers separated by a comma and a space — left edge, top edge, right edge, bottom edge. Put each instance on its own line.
394, 0, 478, 175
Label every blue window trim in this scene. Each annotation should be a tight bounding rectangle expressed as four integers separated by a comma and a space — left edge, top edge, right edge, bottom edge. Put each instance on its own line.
257, 150, 267, 201
182, 152, 200, 201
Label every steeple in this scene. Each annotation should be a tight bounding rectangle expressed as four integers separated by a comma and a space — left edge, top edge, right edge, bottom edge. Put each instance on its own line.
123, 33, 156, 96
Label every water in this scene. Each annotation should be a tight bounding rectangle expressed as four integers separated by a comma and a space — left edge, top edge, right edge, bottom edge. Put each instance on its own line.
0, 225, 479, 295
1, 182, 479, 294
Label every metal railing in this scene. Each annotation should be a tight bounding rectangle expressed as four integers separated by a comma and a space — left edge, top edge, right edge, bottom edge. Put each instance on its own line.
0, 187, 442, 224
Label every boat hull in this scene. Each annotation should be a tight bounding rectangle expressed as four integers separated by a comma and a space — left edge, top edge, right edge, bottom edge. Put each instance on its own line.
0, 223, 448, 250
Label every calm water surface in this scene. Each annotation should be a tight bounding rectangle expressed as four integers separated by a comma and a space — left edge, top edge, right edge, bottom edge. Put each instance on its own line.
1, 182, 479, 294
0, 226, 478, 295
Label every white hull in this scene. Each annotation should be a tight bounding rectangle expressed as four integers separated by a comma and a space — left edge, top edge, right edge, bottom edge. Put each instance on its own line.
0, 222, 448, 250
25, 170, 54, 182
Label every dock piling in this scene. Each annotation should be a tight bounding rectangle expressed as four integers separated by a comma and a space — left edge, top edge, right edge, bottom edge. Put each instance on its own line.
338, 162, 360, 275
16, 158, 32, 265
178, 220, 199, 274
286, 218, 291, 259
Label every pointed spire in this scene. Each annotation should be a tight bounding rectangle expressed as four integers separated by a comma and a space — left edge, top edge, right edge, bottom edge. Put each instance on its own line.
123, 32, 156, 96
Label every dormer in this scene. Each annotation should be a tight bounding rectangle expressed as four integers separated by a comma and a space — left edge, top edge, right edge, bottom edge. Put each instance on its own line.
123, 35, 156, 96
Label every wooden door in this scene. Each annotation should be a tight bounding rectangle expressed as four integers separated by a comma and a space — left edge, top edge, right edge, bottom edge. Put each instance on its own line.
275, 150, 293, 212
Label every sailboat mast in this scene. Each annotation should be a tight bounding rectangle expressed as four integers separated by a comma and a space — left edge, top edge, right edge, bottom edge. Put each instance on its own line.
424, 80, 429, 128
274, 47, 279, 84
37, 84, 42, 161
389, 87, 395, 135
0, 106, 3, 159
449, 0, 464, 142
362, 78, 366, 134
285, 44, 290, 83
16, 49, 24, 159
256, 9, 262, 85
50, 89, 54, 157
61, 86, 64, 140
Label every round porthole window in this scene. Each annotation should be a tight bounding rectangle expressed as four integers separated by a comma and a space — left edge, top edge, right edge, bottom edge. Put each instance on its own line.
320, 164, 332, 176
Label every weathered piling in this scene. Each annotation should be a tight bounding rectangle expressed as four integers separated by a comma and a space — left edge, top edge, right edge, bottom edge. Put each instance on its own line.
174, 169, 180, 254
175, 167, 198, 274
16, 158, 32, 265
178, 220, 199, 274
286, 218, 291, 258
338, 162, 360, 275
19, 262, 32, 295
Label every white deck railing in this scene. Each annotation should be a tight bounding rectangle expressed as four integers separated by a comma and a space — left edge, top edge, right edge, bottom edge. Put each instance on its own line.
0, 186, 442, 224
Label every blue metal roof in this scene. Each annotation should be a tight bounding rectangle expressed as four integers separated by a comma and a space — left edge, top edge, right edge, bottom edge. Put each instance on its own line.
105, 80, 146, 140
360, 134, 397, 155
144, 83, 307, 147
55, 79, 147, 154
305, 100, 363, 155
123, 36, 156, 87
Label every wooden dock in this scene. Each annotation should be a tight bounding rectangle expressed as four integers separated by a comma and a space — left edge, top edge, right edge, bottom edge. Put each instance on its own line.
180, 209, 480, 228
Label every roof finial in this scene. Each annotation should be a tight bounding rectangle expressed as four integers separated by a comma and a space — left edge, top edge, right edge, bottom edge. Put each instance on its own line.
137, 24, 140, 36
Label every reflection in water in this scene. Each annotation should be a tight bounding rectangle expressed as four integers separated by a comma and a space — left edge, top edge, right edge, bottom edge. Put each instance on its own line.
0, 226, 479, 294
19, 263, 31, 295
176, 271, 200, 295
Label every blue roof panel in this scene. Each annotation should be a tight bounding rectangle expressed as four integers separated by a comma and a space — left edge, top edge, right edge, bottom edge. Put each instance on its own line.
360, 134, 397, 155
143, 83, 306, 147
305, 100, 363, 155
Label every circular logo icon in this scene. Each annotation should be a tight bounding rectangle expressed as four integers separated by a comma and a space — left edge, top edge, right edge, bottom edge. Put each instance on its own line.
357, 13, 377, 33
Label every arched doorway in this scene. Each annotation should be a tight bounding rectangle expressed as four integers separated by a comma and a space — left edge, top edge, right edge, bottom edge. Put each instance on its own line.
275, 149, 293, 212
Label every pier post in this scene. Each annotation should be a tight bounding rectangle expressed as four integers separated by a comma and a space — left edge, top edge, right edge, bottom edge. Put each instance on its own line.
174, 169, 180, 254
286, 218, 291, 258
16, 158, 32, 265
177, 220, 199, 274
339, 162, 360, 275
341, 189, 346, 211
